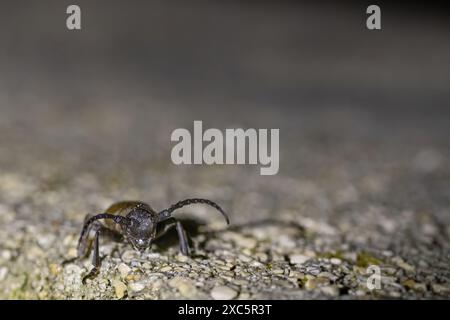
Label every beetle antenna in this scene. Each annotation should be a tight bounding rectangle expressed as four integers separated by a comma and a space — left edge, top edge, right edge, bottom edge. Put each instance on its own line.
158, 198, 230, 225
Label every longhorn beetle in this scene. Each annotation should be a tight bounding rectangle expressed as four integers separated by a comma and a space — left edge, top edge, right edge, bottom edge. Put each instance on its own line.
77, 198, 229, 283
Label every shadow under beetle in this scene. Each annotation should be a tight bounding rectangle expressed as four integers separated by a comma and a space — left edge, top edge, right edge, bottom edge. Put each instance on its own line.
77, 198, 229, 283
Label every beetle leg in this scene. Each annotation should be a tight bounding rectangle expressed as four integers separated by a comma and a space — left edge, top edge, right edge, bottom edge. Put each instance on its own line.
78, 213, 129, 253
78, 221, 123, 260
82, 225, 104, 284
176, 221, 190, 256
78, 213, 129, 258
155, 217, 190, 256
77, 214, 96, 258
155, 217, 176, 239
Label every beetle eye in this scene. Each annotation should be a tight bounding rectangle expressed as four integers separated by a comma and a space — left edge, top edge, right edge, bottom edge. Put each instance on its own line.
129, 218, 139, 226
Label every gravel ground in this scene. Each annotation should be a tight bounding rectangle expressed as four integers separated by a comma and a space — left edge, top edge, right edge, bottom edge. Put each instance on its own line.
0, 1, 449, 299
0, 105, 449, 300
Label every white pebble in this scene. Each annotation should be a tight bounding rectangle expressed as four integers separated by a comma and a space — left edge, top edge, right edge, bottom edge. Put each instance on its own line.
1, 250, 12, 260
330, 258, 342, 265
289, 254, 310, 264
128, 282, 145, 292
118, 263, 131, 278
210, 285, 238, 300
0, 267, 8, 281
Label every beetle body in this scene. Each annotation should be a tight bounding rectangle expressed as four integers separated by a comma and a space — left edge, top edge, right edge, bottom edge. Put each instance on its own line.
77, 198, 229, 283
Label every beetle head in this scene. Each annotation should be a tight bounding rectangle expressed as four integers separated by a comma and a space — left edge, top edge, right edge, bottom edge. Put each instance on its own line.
124, 208, 157, 252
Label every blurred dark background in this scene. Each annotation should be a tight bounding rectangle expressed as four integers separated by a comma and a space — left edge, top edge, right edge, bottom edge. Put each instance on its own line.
0, 0, 449, 183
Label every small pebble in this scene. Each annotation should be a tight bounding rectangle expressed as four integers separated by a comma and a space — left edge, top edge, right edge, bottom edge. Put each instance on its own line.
321, 285, 339, 297
169, 277, 197, 297
1, 250, 12, 260
113, 280, 127, 299
67, 248, 77, 258
432, 284, 449, 294
305, 277, 329, 290
278, 235, 296, 248
304, 278, 317, 290
393, 257, 415, 272
49, 263, 60, 276
128, 282, 145, 292
121, 250, 137, 263
238, 292, 251, 299
118, 263, 131, 278
160, 266, 172, 272
330, 258, 342, 265
176, 255, 189, 263
239, 237, 258, 249
272, 268, 285, 275
0, 267, 8, 281
289, 254, 310, 264
210, 285, 238, 300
